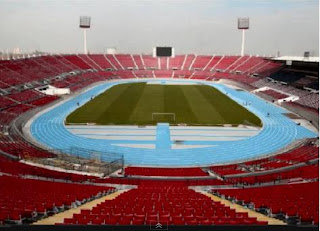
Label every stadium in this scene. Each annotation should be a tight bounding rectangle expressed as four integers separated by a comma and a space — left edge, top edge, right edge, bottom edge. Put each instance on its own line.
0, 1, 319, 230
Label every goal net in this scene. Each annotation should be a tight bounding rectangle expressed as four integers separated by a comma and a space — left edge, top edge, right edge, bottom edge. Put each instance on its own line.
152, 113, 176, 123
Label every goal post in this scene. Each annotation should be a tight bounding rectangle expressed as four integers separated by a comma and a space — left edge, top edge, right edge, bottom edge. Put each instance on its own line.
152, 112, 176, 122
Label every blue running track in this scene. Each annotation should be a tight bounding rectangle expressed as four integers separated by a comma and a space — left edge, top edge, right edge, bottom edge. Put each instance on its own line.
30, 80, 317, 166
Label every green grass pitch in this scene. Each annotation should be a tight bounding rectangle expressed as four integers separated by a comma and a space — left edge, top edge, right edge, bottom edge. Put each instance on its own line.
66, 82, 262, 126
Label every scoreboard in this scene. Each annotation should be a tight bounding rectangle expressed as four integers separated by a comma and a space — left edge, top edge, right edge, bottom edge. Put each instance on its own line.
156, 47, 173, 57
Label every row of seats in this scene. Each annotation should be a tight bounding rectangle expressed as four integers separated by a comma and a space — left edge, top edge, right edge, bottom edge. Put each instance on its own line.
214, 181, 319, 224
62, 185, 267, 225
93, 178, 228, 186
210, 144, 318, 176
124, 167, 208, 177
225, 163, 318, 185
0, 91, 57, 111
253, 79, 319, 110
0, 56, 77, 86
0, 155, 97, 182
260, 89, 289, 99
0, 55, 281, 89
0, 175, 114, 225
210, 165, 247, 176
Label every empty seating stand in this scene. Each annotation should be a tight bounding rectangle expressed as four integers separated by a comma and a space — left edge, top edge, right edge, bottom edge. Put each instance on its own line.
253, 78, 319, 110
0, 54, 317, 229
214, 182, 319, 224
210, 144, 319, 177
124, 167, 208, 177
63, 184, 266, 225
210, 165, 247, 176
0, 175, 114, 225
225, 164, 319, 185
261, 89, 289, 99
93, 178, 228, 186
0, 155, 97, 182
0, 55, 282, 91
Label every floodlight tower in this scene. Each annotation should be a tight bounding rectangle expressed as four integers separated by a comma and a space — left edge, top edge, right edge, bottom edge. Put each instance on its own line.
79, 16, 91, 54
238, 18, 249, 56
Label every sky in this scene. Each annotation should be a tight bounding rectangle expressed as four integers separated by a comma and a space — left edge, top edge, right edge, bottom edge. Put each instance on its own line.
0, 0, 318, 56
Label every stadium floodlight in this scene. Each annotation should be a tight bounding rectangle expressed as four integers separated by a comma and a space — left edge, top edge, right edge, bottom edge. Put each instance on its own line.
79, 16, 91, 54
238, 18, 249, 56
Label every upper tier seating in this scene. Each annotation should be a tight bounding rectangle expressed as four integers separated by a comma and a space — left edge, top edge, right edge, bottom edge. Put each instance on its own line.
63, 55, 92, 69
0, 97, 16, 109
77, 54, 101, 70
226, 56, 250, 71
159, 57, 168, 70
182, 55, 196, 70
0, 55, 283, 89
190, 56, 212, 70
169, 55, 186, 70
105, 55, 123, 70
8, 90, 44, 103
153, 70, 172, 78
214, 56, 240, 70
0, 67, 23, 86
87, 55, 114, 69
132, 55, 144, 69
141, 55, 158, 69
234, 56, 265, 73
203, 56, 223, 71
253, 61, 283, 77
115, 54, 136, 69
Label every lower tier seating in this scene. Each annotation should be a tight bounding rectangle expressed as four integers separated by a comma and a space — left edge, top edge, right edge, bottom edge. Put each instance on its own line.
0, 155, 97, 182
93, 178, 228, 186
225, 163, 318, 185
0, 175, 114, 225
210, 164, 247, 176
63, 185, 267, 225
253, 79, 319, 110
124, 167, 208, 177
210, 144, 318, 177
261, 89, 289, 99
0, 131, 55, 158
214, 181, 319, 224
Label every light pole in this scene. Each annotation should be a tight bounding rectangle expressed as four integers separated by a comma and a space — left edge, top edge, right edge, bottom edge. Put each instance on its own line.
238, 18, 249, 56
80, 16, 91, 54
